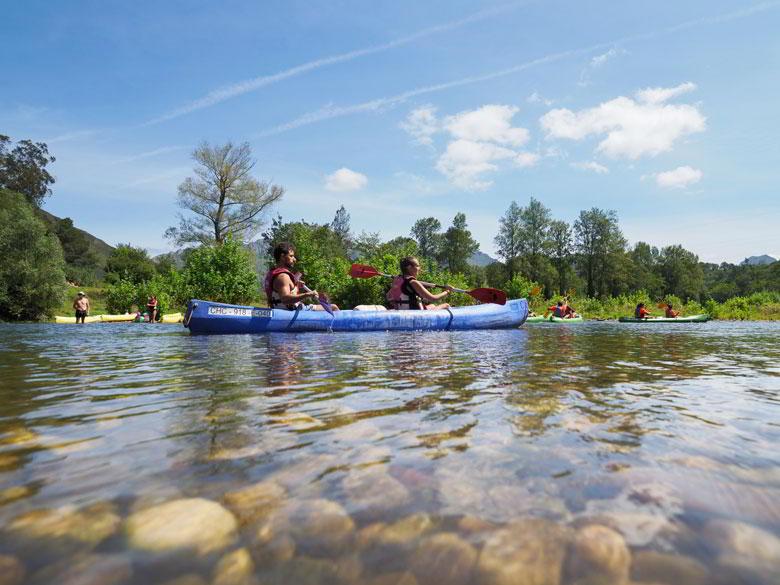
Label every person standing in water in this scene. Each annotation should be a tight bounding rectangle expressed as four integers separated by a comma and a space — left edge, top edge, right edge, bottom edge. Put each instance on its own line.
72, 291, 90, 324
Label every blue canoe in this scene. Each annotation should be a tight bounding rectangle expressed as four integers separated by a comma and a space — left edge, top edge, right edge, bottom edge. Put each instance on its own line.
184, 299, 528, 334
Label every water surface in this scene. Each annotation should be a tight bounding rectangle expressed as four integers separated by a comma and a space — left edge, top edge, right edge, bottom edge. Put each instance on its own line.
1, 321, 779, 584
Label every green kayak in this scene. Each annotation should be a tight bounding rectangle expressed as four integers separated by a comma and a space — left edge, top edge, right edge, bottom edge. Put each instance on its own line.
526, 315, 584, 324
618, 314, 710, 323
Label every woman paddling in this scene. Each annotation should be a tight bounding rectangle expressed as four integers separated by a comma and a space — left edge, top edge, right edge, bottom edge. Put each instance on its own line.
386, 257, 453, 310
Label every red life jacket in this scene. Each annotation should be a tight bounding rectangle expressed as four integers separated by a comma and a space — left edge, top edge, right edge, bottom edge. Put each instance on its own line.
263, 267, 299, 309
635, 306, 650, 319
386, 276, 423, 310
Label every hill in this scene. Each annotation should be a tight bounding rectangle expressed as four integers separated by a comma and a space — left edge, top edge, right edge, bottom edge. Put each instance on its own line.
469, 250, 497, 267
37, 209, 114, 259
741, 254, 777, 266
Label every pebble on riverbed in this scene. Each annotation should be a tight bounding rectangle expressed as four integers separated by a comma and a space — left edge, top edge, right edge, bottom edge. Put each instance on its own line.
564, 524, 630, 584
283, 498, 355, 557
409, 532, 477, 585
702, 518, 780, 577
0, 554, 25, 585
28, 553, 133, 585
222, 480, 286, 525
125, 498, 238, 555
630, 550, 709, 585
212, 547, 256, 585
342, 467, 411, 521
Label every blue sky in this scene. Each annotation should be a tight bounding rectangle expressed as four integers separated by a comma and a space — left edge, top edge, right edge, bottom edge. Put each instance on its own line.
2, 0, 778, 263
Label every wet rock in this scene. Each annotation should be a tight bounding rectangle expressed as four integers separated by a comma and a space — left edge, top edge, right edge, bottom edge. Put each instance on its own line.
702, 519, 780, 574
0, 453, 21, 472
0, 554, 25, 585
269, 555, 362, 585
342, 467, 410, 521
631, 550, 709, 585
409, 533, 477, 585
222, 480, 286, 525
4, 502, 121, 557
30, 553, 132, 585
565, 524, 630, 584
159, 576, 208, 585
266, 454, 338, 492
212, 548, 256, 585
125, 498, 237, 555
457, 515, 496, 535
286, 498, 355, 557
477, 518, 570, 585
364, 572, 418, 585
358, 514, 436, 572
0, 485, 32, 505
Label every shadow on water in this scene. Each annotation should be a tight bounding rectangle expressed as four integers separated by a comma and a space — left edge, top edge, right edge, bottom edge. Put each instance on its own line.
1, 321, 779, 584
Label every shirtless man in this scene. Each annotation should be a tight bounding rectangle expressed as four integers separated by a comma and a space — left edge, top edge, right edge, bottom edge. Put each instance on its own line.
72, 291, 90, 324
263, 242, 339, 311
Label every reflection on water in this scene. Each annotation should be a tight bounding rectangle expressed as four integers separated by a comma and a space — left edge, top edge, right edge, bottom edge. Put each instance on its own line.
1, 321, 779, 584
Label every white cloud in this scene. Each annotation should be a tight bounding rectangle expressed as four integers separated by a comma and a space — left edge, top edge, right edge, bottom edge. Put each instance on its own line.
540, 84, 706, 159
400, 106, 439, 145
590, 47, 623, 68
435, 139, 518, 190
635, 81, 697, 104
515, 152, 540, 168
650, 165, 703, 189
445, 105, 530, 146
571, 161, 609, 174
527, 92, 553, 106
324, 167, 368, 192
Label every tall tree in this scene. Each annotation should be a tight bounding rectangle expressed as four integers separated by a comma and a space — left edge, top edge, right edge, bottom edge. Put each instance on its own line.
629, 242, 663, 298
658, 244, 704, 300
0, 135, 56, 207
548, 219, 572, 296
166, 141, 284, 246
441, 212, 479, 274
411, 217, 443, 263
573, 208, 626, 298
105, 244, 156, 284
331, 205, 351, 249
495, 201, 523, 279
518, 197, 552, 282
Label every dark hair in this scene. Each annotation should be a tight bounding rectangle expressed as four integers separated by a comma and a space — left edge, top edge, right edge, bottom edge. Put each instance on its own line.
637, 302, 645, 308
400, 256, 420, 275
557, 301, 563, 306
273, 242, 295, 262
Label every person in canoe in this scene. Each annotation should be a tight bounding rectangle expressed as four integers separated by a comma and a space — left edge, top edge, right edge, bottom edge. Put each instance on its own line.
664, 303, 680, 318
635, 302, 652, 319
386, 256, 454, 310
264, 242, 339, 311
545, 300, 577, 318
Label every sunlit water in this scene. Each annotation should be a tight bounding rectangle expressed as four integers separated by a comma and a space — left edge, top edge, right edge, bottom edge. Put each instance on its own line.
1, 321, 779, 584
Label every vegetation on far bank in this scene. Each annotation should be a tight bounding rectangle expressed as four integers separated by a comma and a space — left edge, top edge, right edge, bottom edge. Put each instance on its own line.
2, 134, 779, 322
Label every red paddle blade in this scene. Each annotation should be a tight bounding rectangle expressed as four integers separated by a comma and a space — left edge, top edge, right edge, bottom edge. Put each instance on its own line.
349, 264, 381, 278
469, 288, 507, 305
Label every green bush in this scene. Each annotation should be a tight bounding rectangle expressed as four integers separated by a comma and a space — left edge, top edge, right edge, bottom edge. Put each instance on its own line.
0, 190, 66, 320
183, 238, 259, 304
105, 278, 139, 314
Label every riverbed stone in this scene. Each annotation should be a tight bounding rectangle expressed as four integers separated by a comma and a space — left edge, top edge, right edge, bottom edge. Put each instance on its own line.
125, 498, 237, 555
30, 553, 132, 585
342, 467, 410, 521
565, 524, 631, 584
4, 502, 121, 557
159, 576, 208, 585
285, 498, 355, 557
0, 555, 25, 585
222, 480, 286, 525
269, 555, 362, 585
409, 532, 477, 585
702, 519, 780, 574
476, 518, 570, 585
358, 514, 436, 572
631, 550, 709, 585
365, 572, 418, 585
212, 548, 256, 585
0, 485, 32, 505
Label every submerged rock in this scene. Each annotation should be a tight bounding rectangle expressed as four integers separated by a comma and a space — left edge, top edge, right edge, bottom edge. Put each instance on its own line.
702, 519, 780, 575
409, 533, 477, 585
0, 554, 25, 585
222, 480, 286, 525
125, 498, 237, 555
285, 498, 355, 557
267, 555, 362, 585
158, 576, 208, 585
565, 524, 630, 584
212, 548, 256, 585
476, 518, 570, 585
29, 553, 132, 585
631, 550, 709, 585
364, 572, 418, 585
342, 467, 410, 521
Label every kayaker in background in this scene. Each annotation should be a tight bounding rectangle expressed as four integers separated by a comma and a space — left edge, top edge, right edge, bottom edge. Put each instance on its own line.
545, 300, 577, 318
264, 242, 339, 311
146, 295, 158, 324
665, 303, 680, 318
72, 291, 90, 324
635, 302, 652, 319
386, 256, 453, 310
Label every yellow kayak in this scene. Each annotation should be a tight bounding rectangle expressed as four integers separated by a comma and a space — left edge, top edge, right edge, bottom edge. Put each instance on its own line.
161, 312, 183, 324
101, 313, 136, 322
55, 315, 101, 324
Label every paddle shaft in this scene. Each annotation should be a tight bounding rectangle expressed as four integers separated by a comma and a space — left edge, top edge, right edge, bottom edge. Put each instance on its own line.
369, 270, 465, 293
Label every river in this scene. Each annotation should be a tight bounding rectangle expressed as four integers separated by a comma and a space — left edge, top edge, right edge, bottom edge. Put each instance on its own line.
1, 321, 779, 584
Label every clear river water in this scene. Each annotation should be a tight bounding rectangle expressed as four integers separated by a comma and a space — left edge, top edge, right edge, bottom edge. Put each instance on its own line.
1, 320, 779, 585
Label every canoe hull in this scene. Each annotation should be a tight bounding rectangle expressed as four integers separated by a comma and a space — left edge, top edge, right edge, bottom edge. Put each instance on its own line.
526, 315, 584, 323
618, 314, 710, 323
184, 299, 528, 334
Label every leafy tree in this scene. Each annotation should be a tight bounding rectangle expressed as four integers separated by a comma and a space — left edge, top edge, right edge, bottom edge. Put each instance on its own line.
0, 135, 56, 207
440, 212, 478, 274
548, 219, 572, 296
658, 244, 704, 301
105, 278, 140, 314
183, 238, 259, 304
628, 242, 664, 298
495, 201, 523, 279
52, 217, 100, 285
352, 231, 382, 258
331, 205, 351, 251
573, 208, 627, 298
518, 197, 552, 283
411, 217, 443, 263
0, 190, 65, 319
166, 141, 284, 246
105, 244, 156, 284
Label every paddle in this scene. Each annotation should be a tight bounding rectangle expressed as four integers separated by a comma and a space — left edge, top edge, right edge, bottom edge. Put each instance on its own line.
293, 273, 335, 315
349, 263, 507, 305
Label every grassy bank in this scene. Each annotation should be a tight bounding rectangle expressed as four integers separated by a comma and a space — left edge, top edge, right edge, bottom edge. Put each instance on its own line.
54, 286, 108, 317
529, 291, 780, 320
